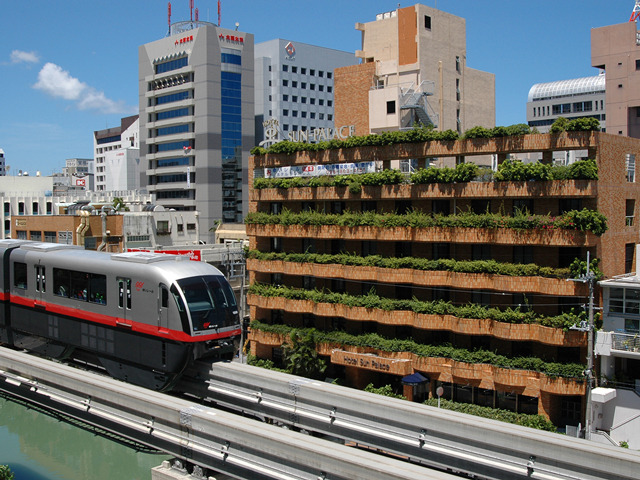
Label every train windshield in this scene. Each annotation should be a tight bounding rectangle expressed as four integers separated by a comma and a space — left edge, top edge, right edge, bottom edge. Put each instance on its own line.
177, 275, 238, 333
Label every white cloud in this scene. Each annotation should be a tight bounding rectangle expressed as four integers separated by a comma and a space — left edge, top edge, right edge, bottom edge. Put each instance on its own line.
34, 63, 86, 100
10, 50, 40, 64
33, 62, 136, 115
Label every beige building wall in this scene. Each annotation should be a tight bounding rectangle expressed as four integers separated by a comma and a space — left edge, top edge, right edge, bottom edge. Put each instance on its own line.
342, 4, 494, 135
592, 22, 640, 138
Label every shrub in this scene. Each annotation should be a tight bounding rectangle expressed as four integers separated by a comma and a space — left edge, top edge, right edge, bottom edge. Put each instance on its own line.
364, 383, 407, 399
423, 398, 557, 431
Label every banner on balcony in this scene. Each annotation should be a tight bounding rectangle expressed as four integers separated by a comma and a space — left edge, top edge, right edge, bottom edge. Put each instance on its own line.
265, 161, 376, 179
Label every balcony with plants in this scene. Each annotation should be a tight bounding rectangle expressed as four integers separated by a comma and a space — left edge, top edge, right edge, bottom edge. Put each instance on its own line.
250, 118, 602, 168
251, 157, 599, 205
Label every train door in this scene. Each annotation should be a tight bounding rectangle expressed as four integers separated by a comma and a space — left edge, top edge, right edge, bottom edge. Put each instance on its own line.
158, 284, 169, 332
116, 277, 132, 327
34, 263, 46, 307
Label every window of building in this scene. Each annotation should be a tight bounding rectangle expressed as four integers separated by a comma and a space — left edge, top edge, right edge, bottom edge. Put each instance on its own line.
387, 100, 396, 114
310, 69, 315, 76
292, 81, 298, 88
301, 82, 307, 89
301, 111, 307, 118
327, 72, 332, 79
513, 246, 534, 265
513, 199, 533, 215
187, 223, 196, 231
310, 98, 315, 105
310, 84, 315, 90
425, 15, 432, 29
30, 231, 41, 241
432, 243, 450, 260
627, 199, 635, 226
283, 109, 289, 116
456, 56, 461, 73
291, 66, 297, 73
319, 99, 324, 106
301, 97, 307, 104
559, 198, 582, 214
626, 243, 636, 273
319, 113, 324, 120
328, 114, 333, 121
157, 220, 170, 235
44, 231, 56, 243
319, 85, 324, 92
472, 244, 491, 261
283, 94, 289, 101
301, 68, 307, 74
626, 154, 636, 182
610, 285, 640, 313
282, 79, 288, 87
456, 78, 460, 101
432, 199, 450, 215
282, 65, 288, 72
292, 95, 298, 102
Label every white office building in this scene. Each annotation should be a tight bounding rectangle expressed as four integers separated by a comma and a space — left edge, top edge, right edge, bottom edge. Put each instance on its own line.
254, 39, 357, 145
93, 115, 141, 192
139, 20, 254, 241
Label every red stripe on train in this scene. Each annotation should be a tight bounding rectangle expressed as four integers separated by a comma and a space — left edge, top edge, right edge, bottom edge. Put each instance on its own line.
8, 294, 239, 343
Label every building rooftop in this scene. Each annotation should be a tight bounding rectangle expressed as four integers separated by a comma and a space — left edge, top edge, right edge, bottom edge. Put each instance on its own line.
528, 74, 605, 102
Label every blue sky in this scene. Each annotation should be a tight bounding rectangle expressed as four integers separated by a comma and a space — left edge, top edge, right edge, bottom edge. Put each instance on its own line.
0, 0, 634, 175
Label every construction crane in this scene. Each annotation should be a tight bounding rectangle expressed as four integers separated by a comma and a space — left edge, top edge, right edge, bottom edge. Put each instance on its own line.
630, 0, 640, 22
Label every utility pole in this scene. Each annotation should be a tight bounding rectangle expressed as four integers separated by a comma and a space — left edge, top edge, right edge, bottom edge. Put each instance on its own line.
568, 252, 596, 440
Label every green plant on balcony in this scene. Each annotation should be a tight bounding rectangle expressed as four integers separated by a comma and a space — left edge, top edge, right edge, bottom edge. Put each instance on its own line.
282, 330, 327, 380
248, 282, 590, 331
364, 383, 407, 399
245, 207, 608, 236
250, 321, 587, 378
248, 249, 575, 280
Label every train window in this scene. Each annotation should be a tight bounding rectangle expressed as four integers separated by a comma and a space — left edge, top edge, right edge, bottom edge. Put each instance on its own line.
14, 262, 27, 289
53, 268, 70, 297
170, 283, 190, 333
161, 286, 169, 308
70, 271, 89, 300
178, 275, 238, 332
89, 274, 106, 304
53, 268, 106, 304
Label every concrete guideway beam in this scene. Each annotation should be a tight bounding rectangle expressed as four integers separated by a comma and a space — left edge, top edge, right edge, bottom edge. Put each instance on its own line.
205, 362, 640, 480
0, 347, 454, 480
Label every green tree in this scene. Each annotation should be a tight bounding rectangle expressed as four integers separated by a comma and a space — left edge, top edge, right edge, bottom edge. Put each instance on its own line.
0, 465, 15, 480
112, 197, 129, 212
281, 331, 326, 379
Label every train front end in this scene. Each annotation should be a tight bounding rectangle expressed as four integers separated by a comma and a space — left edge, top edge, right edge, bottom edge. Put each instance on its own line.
174, 273, 241, 360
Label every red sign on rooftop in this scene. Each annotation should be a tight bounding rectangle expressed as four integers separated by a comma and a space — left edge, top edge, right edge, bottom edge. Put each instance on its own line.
219, 34, 243, 43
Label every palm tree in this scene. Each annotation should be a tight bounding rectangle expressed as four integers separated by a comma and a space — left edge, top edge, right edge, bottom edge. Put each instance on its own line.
282, 331, 326, 380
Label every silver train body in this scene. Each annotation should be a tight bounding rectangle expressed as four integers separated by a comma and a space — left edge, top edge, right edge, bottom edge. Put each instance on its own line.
0, 240, 240, 390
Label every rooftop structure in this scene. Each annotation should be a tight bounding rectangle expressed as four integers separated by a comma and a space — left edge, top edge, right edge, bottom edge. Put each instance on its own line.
334, 4, 495, 136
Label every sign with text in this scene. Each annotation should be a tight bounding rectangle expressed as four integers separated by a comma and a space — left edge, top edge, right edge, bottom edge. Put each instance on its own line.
331, 350, 412, 375
127, 248, 201, 261
265, 161, 375, 179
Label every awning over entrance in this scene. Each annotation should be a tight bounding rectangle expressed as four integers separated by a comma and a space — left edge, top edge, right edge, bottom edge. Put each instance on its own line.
401, 372, 429, 385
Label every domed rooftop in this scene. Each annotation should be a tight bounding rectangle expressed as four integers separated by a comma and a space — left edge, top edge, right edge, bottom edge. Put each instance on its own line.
528, 74, 605, 102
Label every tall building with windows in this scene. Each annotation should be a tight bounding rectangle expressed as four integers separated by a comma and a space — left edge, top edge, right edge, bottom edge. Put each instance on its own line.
592, 21, 640, 138
254, 39, 357, 145
527, 75, 606, 134
93, 115, 140, 192
334, 4, 495, 136
139, 20, 254, 242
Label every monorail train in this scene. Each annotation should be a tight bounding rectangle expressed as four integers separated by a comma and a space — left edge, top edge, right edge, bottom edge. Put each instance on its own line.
0, 240, 240, 391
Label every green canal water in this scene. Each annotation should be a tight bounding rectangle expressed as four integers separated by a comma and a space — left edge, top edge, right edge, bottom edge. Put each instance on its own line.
0, 397, 168, 480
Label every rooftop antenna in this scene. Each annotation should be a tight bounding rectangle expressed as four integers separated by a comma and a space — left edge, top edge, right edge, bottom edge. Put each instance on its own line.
168, 2, 172, 32
190, 0, 194, 22
218, 0, 221, 26
631, 0, 640, 22
195, 7, 199, 21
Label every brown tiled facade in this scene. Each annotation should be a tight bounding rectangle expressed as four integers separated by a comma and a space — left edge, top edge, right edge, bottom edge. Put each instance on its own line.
247, 131, 640, 425
12, 215, 123, 251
